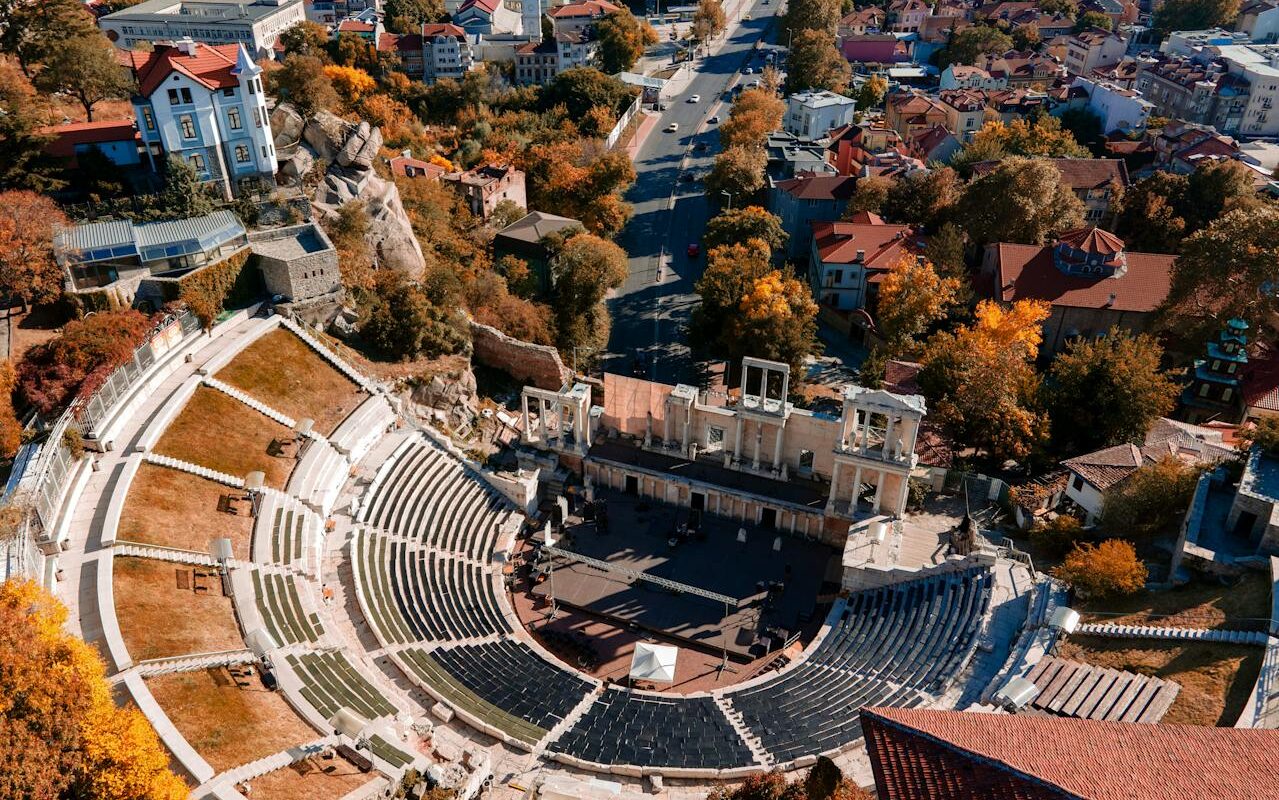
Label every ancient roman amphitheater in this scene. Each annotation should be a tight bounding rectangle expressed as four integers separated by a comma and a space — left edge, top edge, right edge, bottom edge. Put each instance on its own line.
26, 307, 1086, 799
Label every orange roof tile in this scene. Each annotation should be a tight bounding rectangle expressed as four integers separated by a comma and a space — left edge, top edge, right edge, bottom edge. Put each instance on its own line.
992, 242, 1173, 313
124, 42, 241, 98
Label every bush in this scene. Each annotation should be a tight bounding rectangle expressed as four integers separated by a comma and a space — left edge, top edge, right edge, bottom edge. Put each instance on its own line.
178, 250, 251, 330
359, 271, 468, 361
18, 310, 153, 416
1100, 456, 1200, 538
1052, 538, 1147, 598
1030, 514, 1084, 556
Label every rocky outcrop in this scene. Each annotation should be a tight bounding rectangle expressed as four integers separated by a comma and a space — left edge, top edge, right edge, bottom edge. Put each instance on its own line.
408, 369, 480, 432
283, 110, 426, 278
270, 103, 304, 151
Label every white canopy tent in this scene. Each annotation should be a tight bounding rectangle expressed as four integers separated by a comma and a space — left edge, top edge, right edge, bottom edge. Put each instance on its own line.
629, 642, 678, 684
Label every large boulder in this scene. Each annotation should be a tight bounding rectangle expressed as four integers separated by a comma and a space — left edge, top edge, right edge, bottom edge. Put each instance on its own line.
279, 147, 315, 186
302, 110, 352, 163
270, 103, 304, 150
336, 120, 383, 170
313, 170, 425, 278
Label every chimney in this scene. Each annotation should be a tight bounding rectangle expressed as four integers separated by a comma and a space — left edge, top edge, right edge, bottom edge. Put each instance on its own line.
175, 37, 199, 57
855, 249, 866, 263
1105, 292, 1116, 307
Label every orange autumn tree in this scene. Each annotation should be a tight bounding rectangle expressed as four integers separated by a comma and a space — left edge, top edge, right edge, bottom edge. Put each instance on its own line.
1053, 539, 1147, 597
0, 579, 187, 800
0, 190, 69, 311
875, 255, 961, 356
323, 64, 376, 103
735, 269, 819, 376
919, 299, 1051, 461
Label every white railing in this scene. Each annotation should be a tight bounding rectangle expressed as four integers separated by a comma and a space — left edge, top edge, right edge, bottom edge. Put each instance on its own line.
605, 95, 643, 151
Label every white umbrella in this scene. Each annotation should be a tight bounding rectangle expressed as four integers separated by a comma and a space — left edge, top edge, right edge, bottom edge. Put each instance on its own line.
629, 642, 678, 684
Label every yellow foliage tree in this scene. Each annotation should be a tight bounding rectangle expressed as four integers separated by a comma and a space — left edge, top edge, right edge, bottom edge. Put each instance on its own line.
968, 116, 1090, 159
875, 255, 960, 356
323, 64, 376, 103
1053, 539, 1148, 597
0, 579, 187, 800
734, 269, 819, 375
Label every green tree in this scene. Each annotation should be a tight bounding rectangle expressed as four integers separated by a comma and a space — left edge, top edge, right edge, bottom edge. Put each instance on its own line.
1100, 456, 1201, 538
1116, 171, 1189, 253
0, 0, 98, 74
277, 20, 333, 59
1183, 157, 1260, 231
955, 157, 1085, 245
541, 67, 637, 120
706, 145, 768, 201
704, 206, 788, 253
550, 233, 629, 354
855, 74, 888, 111
154, 155, 216, 220
1011, 22, 1041, 50
1053, 539, 1147, 597
1154, 0, 1240, 36
1039, 0, 1079, 13
691, 239, 773, 352
596, 8, 657, 73
34, 34, 132, 122
786, 29, 850, 93
844, 175, 891, 217
784, 0, 842, 38
385, 0, 446, 31
882, 167, 959, 228
940, 25, 1013, 67
1046, 329, 1177, 456
0, 58, 60, 191
1162, 204, 1279, 348
1073, 11, 1114, 31
360, 271, 468, 360
1059, 107, 1104, 152
329, 30, 379, 71
924, 222, 972, 305
270, 54, 341, 115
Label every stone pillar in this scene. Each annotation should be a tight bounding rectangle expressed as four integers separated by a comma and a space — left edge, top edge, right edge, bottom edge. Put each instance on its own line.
538, 398, 548, 442
827, 461, 841, 509
872, 472, 885, 512
860, 409, 870, 456
773, 424, 784, 471
581, 400, 592, 450
664, 407, 672, 446
682, 405, 691, 454
852, 467, 863, 512
752, 427, 762, 470
521, 393, 531, 439
883, 416, 895, 459
896, 474, 911, 517
734, 415, 744, 462
556, 402, 565, 448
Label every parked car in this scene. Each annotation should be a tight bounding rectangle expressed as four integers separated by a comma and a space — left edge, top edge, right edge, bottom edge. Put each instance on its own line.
686, 243, 700, 258
665, 122, 679, 132
689, 94, 701, 102
709, 115, 720, 123
744, 66, 753, 74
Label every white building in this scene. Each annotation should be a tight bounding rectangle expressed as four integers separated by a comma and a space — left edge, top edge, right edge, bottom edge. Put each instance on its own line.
125, 40, 277, 198
99, 0, 305, 60
784, 90, 858, 141
1069, 76, 1153, 133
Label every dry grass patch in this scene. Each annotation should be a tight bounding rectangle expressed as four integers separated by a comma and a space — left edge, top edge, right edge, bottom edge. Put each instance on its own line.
238, 754, 375, 799
155, 386, 293, 487
147, 667, 318, 773
1057, 636, 1263, 726
216, 329, 364, 434
119, 463, 254, 557
114, 556, 244, 661
1077, 573, 1272, 631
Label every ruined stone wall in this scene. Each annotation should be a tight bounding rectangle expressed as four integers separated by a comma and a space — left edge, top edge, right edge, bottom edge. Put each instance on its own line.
468, 318, 570, 390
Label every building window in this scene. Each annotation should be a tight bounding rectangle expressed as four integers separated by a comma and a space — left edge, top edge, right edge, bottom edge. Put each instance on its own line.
798, 449, 814, 471
181, 87, 192, 104
223, 87, 235, 97
179, 115, 196, 139
190, 153, 206, 171
142, 107, 155, 131
1072, 475, 1084, 492
706, 426, 725, 452
168, 88, 180, 105
228, 107, 242, 130
1223, 387, 1234, 401
235, 144, 250, 163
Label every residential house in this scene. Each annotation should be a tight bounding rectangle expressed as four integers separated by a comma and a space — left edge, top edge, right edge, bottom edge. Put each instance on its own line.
986, 87, 1050, 121
42, 120, 141, 169
1239, 0, 1279, 42
1007, 157, 1130, 225
808, 215, 924, 313
939, 65, 1006, 91
336, 17, 382, 41
1160, 27, 1246, 58
906, 125, 961, 163
100, 0, 305, 59
123, 40, 277, 199
838, 7, 884, 37
885, 90, 949, 138
421, 23, 475, 82
1068, 75, 1152, 132
979, 227, 1175, 354
514, 30, 597, 85
769, 173, 857, 259
1064, 26, 1127, 76
378, 32, 425, 78
888, 0, 929, 32
785, 90, 857, 141
839, 34, 911, 63
824, 122, 905, 175
493, 211, 583, 293
861, 707, 1279, 800
443, 163, 527, 219
1182, 318, 1250, 423
389, 152, 446, 180
1136, 46, 1279, 137
767, 132, 837, 180
939, 89, 989, 139
978, 50, 1065, 87
1062, 418, 1231, 522
1090, 56, 1144, 89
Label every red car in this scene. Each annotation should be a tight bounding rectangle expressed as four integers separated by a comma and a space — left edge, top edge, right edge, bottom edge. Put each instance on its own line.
686, 243, 700, 258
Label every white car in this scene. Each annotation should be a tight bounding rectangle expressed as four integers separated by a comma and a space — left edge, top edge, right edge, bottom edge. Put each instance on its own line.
665, 122, 679, 132
689, 94, 701, 103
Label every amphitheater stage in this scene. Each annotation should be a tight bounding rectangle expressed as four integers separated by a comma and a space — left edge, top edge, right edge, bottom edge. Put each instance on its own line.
532, 490, 837, 660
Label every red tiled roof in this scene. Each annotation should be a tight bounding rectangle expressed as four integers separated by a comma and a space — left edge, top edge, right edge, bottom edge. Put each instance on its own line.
337, 19, 375, 32
775, 173, 857, 200
845, 210, 885, 224
389, 155, 445, 179
863, 706, 1279, 800
1058, 226, 1126, 255
124, 42, 241, 98
422, 22, 465, 37
972, 158, 1127, 190
1063, 442, 1142, 490
41, 120, 138, 159
811, 220, 923, 273
991, 242, 1174, 313
548, 0, 618, 16
458, 0, 501, 14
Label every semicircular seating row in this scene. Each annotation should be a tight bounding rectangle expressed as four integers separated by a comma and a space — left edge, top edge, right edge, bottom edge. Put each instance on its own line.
348, 437, 995, 771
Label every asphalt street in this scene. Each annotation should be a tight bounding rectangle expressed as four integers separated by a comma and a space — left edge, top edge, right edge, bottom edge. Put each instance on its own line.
604, 0, 781, 385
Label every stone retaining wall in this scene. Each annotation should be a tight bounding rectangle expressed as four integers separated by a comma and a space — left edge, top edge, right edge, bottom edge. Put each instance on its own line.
468, 318, 570, 390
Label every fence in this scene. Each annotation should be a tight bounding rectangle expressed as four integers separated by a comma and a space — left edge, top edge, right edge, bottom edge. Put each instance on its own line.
605, 95, 643, 151
4, 308, 201, 585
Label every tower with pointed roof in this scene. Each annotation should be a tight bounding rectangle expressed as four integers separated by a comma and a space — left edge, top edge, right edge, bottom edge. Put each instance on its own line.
1181, 318, 1248, 422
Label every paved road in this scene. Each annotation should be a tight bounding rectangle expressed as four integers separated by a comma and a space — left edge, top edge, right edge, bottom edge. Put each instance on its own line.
604, 0, 780, 385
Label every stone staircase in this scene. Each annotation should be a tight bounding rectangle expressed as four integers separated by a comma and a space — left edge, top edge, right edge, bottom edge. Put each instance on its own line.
144, 452, 245, 488
715, 695, 774, 768
202, 376, 297, 428
210, 737, 337, 789
113, 541, 222, 567
1077, 622, 1272, 646
134, 648, 257, 677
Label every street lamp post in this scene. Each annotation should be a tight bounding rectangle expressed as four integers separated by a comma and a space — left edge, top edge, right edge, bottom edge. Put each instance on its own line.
721, 190, 733, 209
